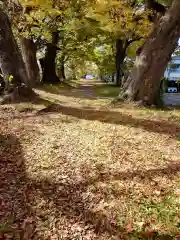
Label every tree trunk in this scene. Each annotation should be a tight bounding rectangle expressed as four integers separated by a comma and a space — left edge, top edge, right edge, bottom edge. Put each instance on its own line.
42, 31, 60, 84
115, 39, 126, 86
58, 55, 66, 80
0, 8, 35, 103
20, 37, 40, 87
122, 0, 180, 106
0, 8, 29, 88
112, 73, 115, 82
0, 68, 5, 94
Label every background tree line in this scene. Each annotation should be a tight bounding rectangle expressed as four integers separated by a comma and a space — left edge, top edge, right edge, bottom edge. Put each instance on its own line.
0, 0, 180, 105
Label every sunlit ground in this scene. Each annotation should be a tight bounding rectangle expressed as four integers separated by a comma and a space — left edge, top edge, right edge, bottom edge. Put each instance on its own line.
0, 79, 180, 239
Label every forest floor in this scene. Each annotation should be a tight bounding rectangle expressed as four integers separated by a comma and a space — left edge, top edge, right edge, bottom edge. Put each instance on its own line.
0, 79, 180, 240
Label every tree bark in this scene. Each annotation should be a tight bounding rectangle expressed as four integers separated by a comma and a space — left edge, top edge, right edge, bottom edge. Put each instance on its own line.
20, 37, 40, 87
58, 55, 66, 80
42, 31, 60, 84
0, 8, 29, 88
0, 68, 5, 94
112, 72, 115, 82
115, 39, 126, 86
122, 0, 180, 106
115, 38, 140, 86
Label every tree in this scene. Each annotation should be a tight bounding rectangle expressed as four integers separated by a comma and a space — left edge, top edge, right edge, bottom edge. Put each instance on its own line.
115, 37, 141, 86
92, 43, 115, 79
19, 4, 40, 87
85, 0, 151, 86
113, 1, 148, 86
58, 53, 66, 80
0, 7, 33, 102
41, 30, 60, 84
6, 0, 41, 87
114, 0, 170, 86
20, 37, 40, 86
17, 0, 66, 85
122, 0, 180, 106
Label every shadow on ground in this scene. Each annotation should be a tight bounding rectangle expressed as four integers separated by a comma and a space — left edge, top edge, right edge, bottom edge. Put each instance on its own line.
34, 103, 180, 138
91, 162, 180, 183
0, 132, 178, 239
1, 101, 179, 138
0, 134, 35, 239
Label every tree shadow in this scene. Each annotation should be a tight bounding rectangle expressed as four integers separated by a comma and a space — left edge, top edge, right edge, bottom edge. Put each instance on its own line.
0, 133, 35, 239
0, 132, 119, 239
0, 133, 178, 239
36, 103, 180, 138
91, 161, 180, 183
2, 101, 179, 138
28, 166, 179, 239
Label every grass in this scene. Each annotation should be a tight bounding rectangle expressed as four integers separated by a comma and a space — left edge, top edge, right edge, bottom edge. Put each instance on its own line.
92, 84, 120, 98
0, 79, 180, 239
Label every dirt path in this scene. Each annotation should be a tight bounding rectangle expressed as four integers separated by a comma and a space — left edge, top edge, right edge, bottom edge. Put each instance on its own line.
0, 81, 180, 239
35, 79, 118, 110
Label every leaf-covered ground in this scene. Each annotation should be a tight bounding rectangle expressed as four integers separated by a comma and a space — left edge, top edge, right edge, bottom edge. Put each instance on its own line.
0, 80, 180, 240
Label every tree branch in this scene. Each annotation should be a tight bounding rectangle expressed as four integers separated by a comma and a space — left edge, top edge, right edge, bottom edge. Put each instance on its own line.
125, 36, 143, 49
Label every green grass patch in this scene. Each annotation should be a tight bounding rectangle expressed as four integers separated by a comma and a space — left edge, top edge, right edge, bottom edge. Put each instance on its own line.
39, 83, 72, 94
117, 193, 180, 239
93, 84, 120, 98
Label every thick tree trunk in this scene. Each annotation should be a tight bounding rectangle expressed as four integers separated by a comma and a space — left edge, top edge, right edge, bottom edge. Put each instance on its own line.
0, 8, 35, 103
115, 39, 126, 86
122, 0, 180, 106
0, 8, 29, 88
20, 37, 40, 87
0, 8, 36, 104
42, 31, 60, 84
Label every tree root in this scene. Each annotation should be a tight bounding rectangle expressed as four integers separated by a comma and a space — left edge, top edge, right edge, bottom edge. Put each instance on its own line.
0, 85, 37, 104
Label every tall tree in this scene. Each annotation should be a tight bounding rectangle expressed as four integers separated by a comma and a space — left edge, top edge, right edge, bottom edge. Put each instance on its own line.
115, 37, 141, 86
0, 7, 33, 101
58, 53, 66, 80
41, 30, 60, 84
20, 37, 40, 86
19, 4, 40, 87
23, 0, 70, 84
122, 0, 180, 106
85, 0, 151, 86
6, 0, 41, 87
